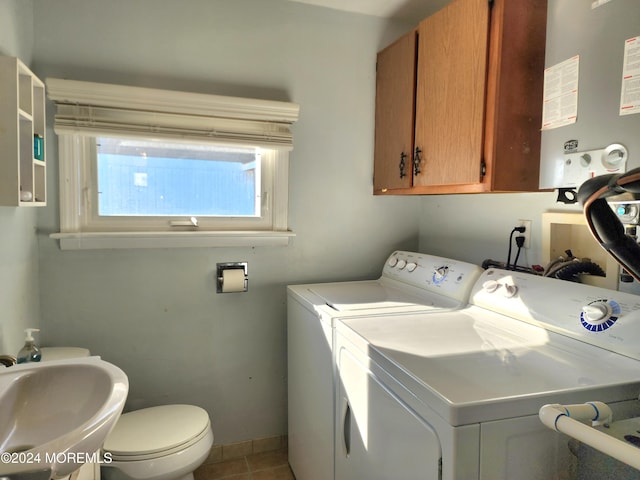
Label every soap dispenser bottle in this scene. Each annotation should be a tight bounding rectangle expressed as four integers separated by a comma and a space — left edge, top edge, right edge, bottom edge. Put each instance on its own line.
17, 328, 42, 363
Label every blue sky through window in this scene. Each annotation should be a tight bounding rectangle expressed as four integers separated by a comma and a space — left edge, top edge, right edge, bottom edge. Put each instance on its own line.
96, 139, 259, 217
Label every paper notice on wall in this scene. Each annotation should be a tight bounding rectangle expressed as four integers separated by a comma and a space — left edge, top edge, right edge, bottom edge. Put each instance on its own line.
620, 36, 640, 116
542, 56, 579, 130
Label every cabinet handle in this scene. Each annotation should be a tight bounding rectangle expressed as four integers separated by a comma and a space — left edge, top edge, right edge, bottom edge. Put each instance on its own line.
399, 152, 407, 179
413, 147, 422, 176
343, 401, 351, 456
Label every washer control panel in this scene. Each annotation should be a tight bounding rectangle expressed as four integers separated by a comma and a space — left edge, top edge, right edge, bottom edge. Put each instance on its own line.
472, 269, 640, 360
382, 251, 483, 303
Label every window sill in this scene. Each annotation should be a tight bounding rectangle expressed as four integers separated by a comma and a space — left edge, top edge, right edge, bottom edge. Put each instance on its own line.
50, 230, 295, 250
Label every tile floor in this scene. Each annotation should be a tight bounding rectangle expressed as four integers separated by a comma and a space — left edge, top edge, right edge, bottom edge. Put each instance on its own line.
194, 448, 295, 480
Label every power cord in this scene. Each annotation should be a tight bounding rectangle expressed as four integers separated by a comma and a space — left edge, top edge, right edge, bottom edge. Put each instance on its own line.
482, 258, 541, 274
506, 226, 526, 270
513, 235, 526, 270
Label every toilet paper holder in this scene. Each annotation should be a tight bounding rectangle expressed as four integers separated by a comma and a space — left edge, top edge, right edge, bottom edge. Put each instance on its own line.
216, 262, 248, 293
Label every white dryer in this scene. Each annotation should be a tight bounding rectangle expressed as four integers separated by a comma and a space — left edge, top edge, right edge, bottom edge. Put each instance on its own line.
287, 251, 483, 480
335, 268, 640, 480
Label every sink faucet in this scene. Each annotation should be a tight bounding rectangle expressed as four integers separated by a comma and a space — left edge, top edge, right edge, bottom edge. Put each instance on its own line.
0, 354, 17, 367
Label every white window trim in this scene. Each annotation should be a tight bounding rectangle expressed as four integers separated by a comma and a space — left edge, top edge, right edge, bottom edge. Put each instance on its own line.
46, 79, 299, 250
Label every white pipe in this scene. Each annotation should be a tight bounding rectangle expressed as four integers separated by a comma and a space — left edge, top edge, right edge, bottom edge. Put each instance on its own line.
539, 401, 613, 426
539, 402, 640, 471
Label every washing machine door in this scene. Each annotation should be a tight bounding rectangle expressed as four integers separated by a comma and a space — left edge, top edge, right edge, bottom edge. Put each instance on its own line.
335, 345, 441, 480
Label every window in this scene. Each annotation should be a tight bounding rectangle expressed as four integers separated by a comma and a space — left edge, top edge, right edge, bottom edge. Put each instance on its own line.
96, 138, 260, 219
47, 79, 299, 249
80, 137, 273, 231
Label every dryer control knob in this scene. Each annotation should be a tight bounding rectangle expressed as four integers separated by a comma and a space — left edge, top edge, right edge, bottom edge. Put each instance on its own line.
406, 262, 418, 272
502, 284, 518, 298
433, 266, 449, 282
582, 302, 611, 324
396, 259, 407, 270
388, 256, 398, 267
482, 280, 500, 293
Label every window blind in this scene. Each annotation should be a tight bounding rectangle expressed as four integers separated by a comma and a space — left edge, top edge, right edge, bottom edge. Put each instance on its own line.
46, 78, 299, 150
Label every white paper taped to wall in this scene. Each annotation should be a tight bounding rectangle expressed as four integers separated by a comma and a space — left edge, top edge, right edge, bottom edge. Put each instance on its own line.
542, 56, 580, 130
620, 36, 640, 116
221, 269, 246, 293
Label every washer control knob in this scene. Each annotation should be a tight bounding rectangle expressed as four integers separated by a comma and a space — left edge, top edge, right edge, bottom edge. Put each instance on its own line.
502, 284, 518, 298
388, 256, 398, 267
482, 280, 500, 293
582, 302, 611, 325
396, 259, 407, 270
406, 262, 418, 272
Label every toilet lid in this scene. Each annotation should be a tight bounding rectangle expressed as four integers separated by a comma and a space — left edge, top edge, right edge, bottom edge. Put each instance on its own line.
104, 405, 210, 456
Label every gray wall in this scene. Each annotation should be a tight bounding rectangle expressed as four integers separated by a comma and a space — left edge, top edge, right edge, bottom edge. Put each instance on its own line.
30, 0, 420, 444
540, 0, 640, 189
418, 192, 560, 268
0, 0, 41, 357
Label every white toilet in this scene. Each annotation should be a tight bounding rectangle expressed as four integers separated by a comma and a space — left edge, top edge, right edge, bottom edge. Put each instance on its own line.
39, 348, 213, 480
101, 404, 214, 480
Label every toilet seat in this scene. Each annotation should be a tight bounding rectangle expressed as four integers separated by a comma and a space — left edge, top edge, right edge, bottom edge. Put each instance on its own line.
103, 405, 211, 461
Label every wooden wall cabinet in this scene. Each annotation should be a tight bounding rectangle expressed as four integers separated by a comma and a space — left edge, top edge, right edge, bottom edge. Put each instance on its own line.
374, 30, 417, 191
373, 0, 547, 195
0, 55, 47, 206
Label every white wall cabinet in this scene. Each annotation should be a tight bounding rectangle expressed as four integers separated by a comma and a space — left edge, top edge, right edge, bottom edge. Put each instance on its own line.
0, 55, 46, 206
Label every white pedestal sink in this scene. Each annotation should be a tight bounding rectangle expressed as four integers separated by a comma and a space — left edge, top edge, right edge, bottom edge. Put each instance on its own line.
0, 357, 128, 479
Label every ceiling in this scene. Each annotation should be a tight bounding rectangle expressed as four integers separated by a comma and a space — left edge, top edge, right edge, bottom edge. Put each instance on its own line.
286, 0, 451, 22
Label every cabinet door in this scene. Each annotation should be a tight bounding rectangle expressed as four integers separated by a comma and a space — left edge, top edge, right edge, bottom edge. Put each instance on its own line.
373, 30, 417, 192
414, 0, 490, 187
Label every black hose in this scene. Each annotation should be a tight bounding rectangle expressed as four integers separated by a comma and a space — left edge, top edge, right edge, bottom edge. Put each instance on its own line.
550, 261, 606, 282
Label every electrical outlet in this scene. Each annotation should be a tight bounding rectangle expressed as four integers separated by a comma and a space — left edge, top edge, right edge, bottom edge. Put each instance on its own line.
518, 219, 532, 249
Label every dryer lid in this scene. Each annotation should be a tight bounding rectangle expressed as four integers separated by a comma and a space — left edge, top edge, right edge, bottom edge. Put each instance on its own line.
103, 405, 210, 455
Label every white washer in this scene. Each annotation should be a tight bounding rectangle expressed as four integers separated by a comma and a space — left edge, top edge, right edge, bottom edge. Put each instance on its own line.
287, 251, 483, 480
334, 268, 640, 480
